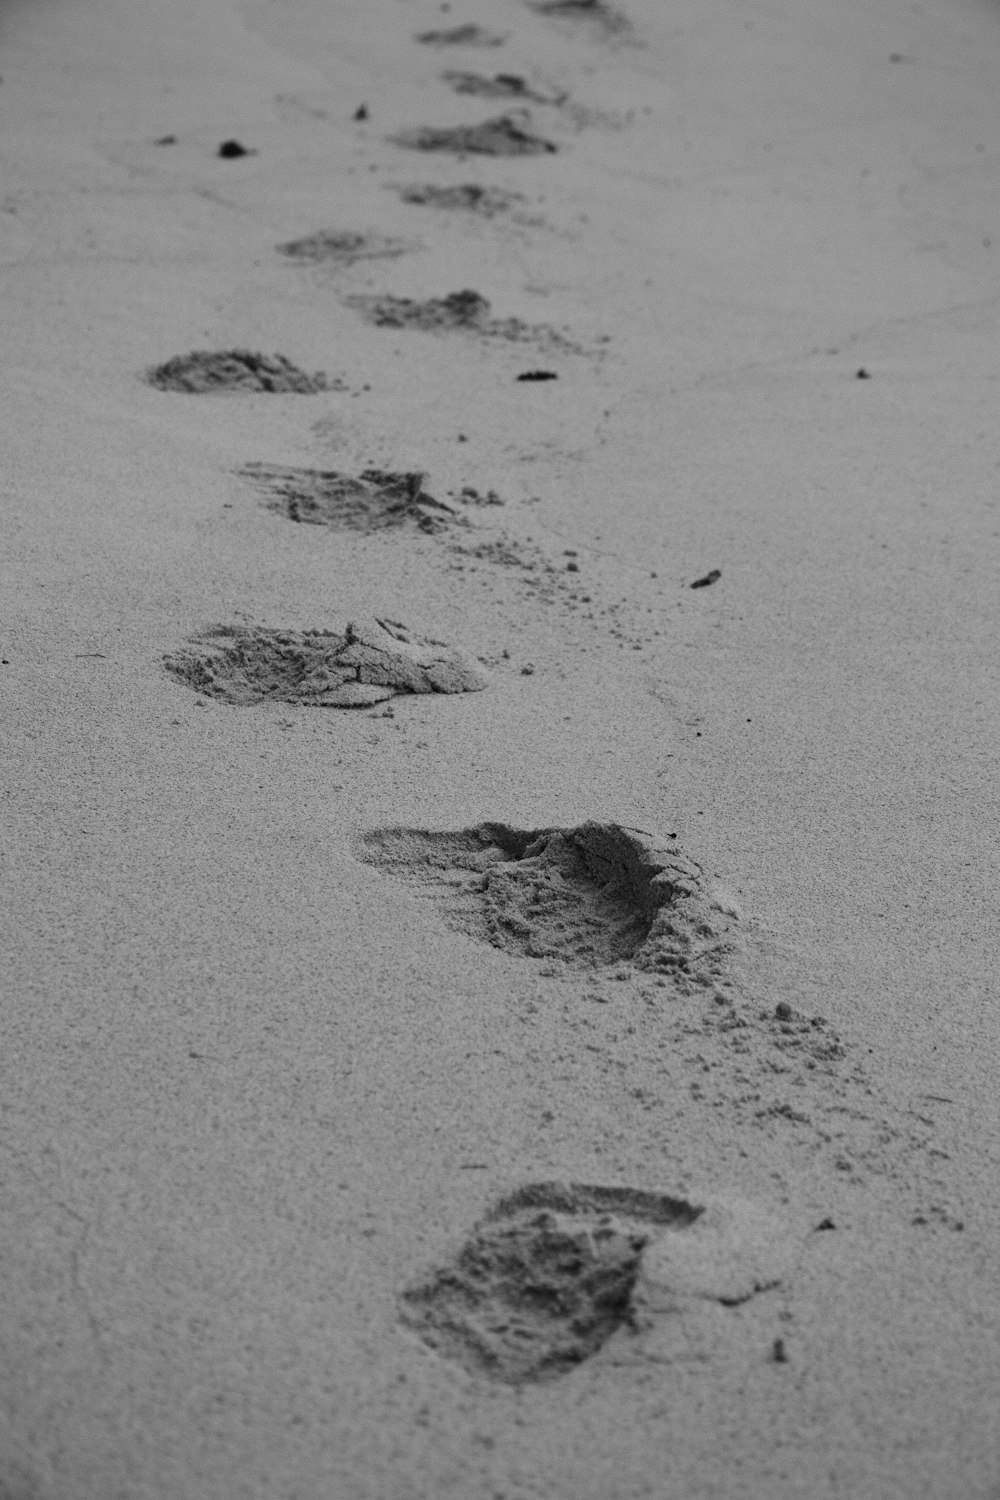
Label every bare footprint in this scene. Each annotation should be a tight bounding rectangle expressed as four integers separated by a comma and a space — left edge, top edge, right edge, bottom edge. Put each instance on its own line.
145, 350, 333, 394
358, 821, 732, 978
238, 465, 463, 533
164, 619, 488, 706
401, 1182, 701, 1382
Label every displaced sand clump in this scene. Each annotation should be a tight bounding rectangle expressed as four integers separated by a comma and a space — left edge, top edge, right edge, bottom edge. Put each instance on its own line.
358, 821, 732, 979
146, 350, 331, 394
401, 1182, 701, 1383
391, 113, 557, 156
442, 71, 565, 104
164, 619, 488, 706
239, 464, 462, 533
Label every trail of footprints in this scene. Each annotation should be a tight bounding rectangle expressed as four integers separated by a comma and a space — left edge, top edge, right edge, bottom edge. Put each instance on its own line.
140, 1, 928, 1387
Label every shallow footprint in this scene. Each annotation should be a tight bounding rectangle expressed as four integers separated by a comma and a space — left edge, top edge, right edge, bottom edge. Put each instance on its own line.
146, 350, 333, 394
239, 465, 463, 533
391, 183, 525, 216
358, 821, 732, 978
164, 619, 488, 706
391, 113, 557, 156
277, 230, 415, 265
400, 1182, 701, 1383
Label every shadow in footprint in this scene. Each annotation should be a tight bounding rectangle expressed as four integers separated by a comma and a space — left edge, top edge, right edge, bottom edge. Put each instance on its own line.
391, 113, 557, 156
239, 465, 463, 533
146, 350, 332, 394
401, 1182, 701, 1383
164, 619, 487, 706
358, 821, 732, 978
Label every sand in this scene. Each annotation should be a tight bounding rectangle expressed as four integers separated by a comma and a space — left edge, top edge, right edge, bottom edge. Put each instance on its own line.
2, 0, 999, 1495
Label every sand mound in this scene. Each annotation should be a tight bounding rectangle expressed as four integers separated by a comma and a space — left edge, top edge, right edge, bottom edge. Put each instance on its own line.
238, 465, 462, 533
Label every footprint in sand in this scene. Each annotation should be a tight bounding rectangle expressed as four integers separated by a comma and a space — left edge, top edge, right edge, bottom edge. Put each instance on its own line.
401, 1182, 700, 1382
238, 465, 464, 533
163, 619, 488, 706
344, 288, 578, 351
391, 113, 557, 156
391, 183, 526, 216
276, 230, 416, 266
145, 350, 333, 394
441, 71, 566, 105
530, 0, 632, 38
414, 24, 509, 47
357, 821, 733, 980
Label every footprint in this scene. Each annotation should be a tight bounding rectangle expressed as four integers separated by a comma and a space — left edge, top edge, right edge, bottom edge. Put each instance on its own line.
530, 0, 632, 37
391, 113, 557, 156
145, 350, 333, 394
391, 183, 526, 216
345, 288, 578, 350
164, 619, 488, 706
414, 24, 509, 46
277, 230, 414, 266
238, 465, 463, 533
400, 1182, 701, 1383
357, 821, 732, 977
441, 71, 566, 105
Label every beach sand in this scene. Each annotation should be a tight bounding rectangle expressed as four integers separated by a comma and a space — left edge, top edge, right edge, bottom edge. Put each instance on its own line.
2, 0, 999, 1494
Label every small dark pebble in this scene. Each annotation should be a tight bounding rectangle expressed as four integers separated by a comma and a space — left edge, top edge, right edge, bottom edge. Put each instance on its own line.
517, 370, 558, 381
155, 134, 177, 146
690, 568, 721, 589
354, 103, 369, 120
218, 139, 252, 159
856, 367, 870, 379
816, 1217, 836, 1231
521, 664, 535, 675
566, 562, 579, 572
771, 1338, 788, 1364
774, 1002, 793, 1021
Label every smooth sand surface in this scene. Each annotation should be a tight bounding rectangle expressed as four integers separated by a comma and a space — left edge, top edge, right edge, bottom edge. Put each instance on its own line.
2, 0, 1000, 1494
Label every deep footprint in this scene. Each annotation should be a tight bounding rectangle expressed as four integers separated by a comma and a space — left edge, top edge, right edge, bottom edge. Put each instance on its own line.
145, 350, 332, 394
400, 1182, 701, 1383
358, 821, 731, 977
391, 113, 557, 156
164, 619, 487, 706
239, 465, 463, 533
277, 230, 413, 265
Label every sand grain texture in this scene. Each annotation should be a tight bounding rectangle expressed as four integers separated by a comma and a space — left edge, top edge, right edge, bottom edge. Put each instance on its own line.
3, 0, 1000, 1496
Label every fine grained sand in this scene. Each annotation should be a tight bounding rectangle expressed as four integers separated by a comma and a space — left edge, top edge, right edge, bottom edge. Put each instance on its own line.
2, 0, 999, 1495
